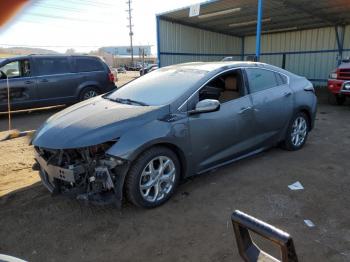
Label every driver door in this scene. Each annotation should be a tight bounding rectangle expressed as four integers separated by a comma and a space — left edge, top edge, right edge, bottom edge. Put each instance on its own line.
187, 69, 256, 173
0, 58, 37, 110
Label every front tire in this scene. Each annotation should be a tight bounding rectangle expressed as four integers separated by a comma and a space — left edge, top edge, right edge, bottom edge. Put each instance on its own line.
125, 147, 180, 208
335, 95, 346, 105
282, 112, 309, 151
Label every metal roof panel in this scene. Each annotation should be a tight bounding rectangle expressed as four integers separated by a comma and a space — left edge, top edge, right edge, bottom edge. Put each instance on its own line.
159, 0, 350, 36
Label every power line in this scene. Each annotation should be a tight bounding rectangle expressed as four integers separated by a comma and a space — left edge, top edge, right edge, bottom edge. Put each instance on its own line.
33, 2, 116, 15
0, 43, 106, 48
27, 1, 118, 23
33, 3, 86, 13
26, 12, 112, 24
68, 0, 111, 6
49, 0, 111, 8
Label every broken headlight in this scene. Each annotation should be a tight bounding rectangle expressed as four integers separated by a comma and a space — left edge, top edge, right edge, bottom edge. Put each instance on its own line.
88, 141, 115, 156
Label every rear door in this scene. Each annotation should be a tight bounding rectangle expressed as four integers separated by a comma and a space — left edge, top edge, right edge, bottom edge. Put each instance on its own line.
34, 56, 78, 104
0, 58, 37, 110
245, 67, 293, 145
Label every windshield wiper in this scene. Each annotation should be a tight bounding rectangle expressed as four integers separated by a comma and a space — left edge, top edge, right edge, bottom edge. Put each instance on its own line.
109, 97, 149, 106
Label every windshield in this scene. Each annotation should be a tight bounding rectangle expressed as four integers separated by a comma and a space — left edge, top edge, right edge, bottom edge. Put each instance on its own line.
106, 67, 208, 106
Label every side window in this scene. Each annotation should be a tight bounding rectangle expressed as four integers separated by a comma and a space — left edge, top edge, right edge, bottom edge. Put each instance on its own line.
279, 73, 288, 85
36, 57, 71, 76
246, 68, 278, 93
0, 60, 31, 78
75, 57, 104, 72
275, 73, 282, 86
0, 61, 20, 78
197, 69, 244, 105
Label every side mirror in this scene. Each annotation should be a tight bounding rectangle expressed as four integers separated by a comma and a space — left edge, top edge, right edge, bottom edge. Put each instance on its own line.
189, 99, 220, 115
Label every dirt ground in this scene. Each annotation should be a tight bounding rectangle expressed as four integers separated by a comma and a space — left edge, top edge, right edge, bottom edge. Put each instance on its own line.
0, 87, 350, 262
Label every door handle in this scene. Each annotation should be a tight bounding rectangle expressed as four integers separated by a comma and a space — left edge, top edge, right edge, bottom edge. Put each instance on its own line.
40, 79, 48, 83
284, 92, 292, 97
239, 106, 252, 114
24, 80, 34, 84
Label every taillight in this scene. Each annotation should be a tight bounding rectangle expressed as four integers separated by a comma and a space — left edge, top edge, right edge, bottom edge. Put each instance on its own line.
108, 72, 115, 83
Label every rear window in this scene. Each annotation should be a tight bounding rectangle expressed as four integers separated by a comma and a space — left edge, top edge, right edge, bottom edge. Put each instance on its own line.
75, 57, 104, 72
246, 68, 279, 93
36, 57, 71, 76
280, 73, 288, 84
275, 72, 288, 85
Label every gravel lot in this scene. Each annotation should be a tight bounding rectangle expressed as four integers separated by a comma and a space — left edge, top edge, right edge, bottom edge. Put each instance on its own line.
0, 86, 349, 262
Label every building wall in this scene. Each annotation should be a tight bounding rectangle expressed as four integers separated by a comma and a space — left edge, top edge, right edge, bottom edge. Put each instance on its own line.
158, 19, 242, 67
244, 25, 350, 85
343, 25, 350, 59
158, 19, 349, 86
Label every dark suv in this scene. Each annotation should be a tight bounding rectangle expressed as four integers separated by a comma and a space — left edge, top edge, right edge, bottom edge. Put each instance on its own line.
0, 55, 116, 111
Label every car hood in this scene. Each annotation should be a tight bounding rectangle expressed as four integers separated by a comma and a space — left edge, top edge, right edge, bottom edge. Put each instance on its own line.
339, 62, 350, 69
31, 96, 169, 149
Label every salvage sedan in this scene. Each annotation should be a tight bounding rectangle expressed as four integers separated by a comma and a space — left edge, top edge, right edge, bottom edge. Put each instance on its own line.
31, 62, 317, 208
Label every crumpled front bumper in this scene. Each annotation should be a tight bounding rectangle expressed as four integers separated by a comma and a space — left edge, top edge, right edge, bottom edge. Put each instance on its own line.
34, 150, 130, 208
35, 151, 84, 193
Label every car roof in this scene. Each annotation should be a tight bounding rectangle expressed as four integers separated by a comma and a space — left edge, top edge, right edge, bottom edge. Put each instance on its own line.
2, 54, 101, 61
339, 62, 350, 69
160, 61, 298, 78
161, 61, 262, 71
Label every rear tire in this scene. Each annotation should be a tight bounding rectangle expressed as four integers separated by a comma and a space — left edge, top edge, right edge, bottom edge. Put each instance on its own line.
125, 146, 180, 208
79, 87, 100, 101
282, 112, 309, 151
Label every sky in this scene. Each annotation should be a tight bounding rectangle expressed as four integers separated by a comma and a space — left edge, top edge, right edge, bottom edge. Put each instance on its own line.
0, 0, 201, 54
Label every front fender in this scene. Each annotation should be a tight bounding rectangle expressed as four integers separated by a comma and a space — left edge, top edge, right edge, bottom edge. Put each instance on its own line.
106, 118, 191, 163
106, 117, 191, 207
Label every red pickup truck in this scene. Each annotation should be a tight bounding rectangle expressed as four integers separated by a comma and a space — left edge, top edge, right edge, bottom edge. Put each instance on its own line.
328, 60, 350, 105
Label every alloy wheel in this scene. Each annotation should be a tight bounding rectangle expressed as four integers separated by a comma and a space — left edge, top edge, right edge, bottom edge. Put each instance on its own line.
291, 116, 307, 147
139, 156, 176, 203
83, 90, 98, 100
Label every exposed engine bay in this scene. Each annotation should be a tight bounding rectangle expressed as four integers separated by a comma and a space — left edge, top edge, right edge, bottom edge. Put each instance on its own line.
34, 142, 128, 206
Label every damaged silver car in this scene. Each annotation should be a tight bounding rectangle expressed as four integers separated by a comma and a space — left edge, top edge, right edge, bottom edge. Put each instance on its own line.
31, 62, 317, 208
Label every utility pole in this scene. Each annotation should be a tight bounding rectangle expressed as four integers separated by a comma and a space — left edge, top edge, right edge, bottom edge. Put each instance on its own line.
141, 48, 145, 75
126, 0, 134, 66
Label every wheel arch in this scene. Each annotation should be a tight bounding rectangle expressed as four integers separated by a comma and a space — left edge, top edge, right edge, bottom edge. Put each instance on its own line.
76, 81, 102, 98
129, 142, 188, 180
123, 142, 186, 208
296, 106, 312, 130
280, 106, 313, 143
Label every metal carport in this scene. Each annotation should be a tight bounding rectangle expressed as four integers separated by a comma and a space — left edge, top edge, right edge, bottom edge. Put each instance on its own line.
156, 0, 350, 85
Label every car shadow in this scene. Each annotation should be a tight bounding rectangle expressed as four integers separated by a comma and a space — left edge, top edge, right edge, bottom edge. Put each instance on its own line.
0, 145, 308, 262
0, 146, 277, 213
